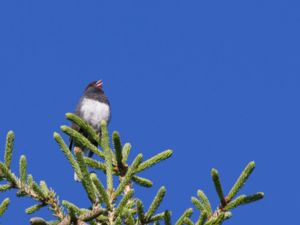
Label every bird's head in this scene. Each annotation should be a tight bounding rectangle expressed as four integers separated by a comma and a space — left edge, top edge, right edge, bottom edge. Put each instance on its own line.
85, 80, 104, 93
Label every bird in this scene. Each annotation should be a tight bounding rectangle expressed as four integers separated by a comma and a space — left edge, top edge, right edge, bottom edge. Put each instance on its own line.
69, 80, 111, 181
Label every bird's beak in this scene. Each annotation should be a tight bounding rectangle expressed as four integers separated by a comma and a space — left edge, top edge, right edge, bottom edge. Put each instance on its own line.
95, 80, 103, 89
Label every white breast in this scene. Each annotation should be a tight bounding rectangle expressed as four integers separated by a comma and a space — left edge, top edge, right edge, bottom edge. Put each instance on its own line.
79, 98, 110, 131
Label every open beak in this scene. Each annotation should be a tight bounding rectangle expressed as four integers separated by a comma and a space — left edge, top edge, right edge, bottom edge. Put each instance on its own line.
95, 80, 103, 88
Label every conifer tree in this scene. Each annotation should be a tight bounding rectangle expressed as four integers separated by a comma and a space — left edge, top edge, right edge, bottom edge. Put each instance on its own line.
0, 113, 263, 225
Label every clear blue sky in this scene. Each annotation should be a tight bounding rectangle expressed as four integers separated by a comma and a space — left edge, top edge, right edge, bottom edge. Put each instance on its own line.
0, 1, 299, 224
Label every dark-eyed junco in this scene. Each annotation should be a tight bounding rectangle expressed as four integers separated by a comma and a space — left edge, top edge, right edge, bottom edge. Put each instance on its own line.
69, 80, 111, 181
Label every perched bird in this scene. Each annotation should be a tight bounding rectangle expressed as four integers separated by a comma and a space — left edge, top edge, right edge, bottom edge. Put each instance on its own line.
69, 80, 111, 181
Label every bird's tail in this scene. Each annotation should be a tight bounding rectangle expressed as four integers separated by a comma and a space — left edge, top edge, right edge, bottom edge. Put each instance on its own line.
69, 138, 73, 152
74, 172, 81, 182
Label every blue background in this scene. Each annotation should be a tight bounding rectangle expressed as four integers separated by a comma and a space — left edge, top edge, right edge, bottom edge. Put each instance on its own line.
0, 1, 299, 224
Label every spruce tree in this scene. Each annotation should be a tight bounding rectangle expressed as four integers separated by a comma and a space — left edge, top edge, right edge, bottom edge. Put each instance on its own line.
0, 113, 263, 225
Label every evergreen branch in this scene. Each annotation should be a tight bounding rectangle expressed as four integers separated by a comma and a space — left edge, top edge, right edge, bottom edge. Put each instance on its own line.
32, 183, 64, 220
19, 155, 27, 187
65, 113, 101, 145
26, 204, 45, 214
21, 179, 64, 220
114, 154, 143, 200
13, 173, 65, 220
196, 211, 207, 225
113, 131, 123, 168
114, 216, 122, 225
148, 212, 166, 223
136, 199, 145, 223
213, 212, 225, 225
197, 190, 212, 217
197, 207, 229, 225
0, 198, 10, 216
124, 210, 135, 225
184, 217, 194, 225
205, 212, 225, 225
224, 192, 264, 211
39, 181, 49, 196
226, 161, 255, 202
27, 174, 33, 187
211, 169, 225, 206
31, 180, 47, 200
16, 190, 27, 197
0, 120, 264, 225
0, 184, 11, 192
74, 147, 97, 203
191, 197, 205, 212
90, 220, 98, 225
60, 126, 105, 159
60, 204, 104, 224
53, 132, 82, 180
4, 131, 14, 169
122, 143, 131, 164
136, 150, 173, 173
67, 207, 78, 223
57, 216, 70, 225
79, 207, 105, 222
90, 173, 110, 209
0, 162, 17, 185
223, 212, 232, 220
164, 210, 172, 225
132, 175, 153, 188
100, 121, 113, 192
84, 157, 106, 172
0, 133, 66, 221
77, 221, 89, 225
62, 200, 81, 215
175, 208, 193, 225
145, 186, 166, 219
96, 215, 109, 224
125, 199, 135, 211
115, 189, 134, 217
